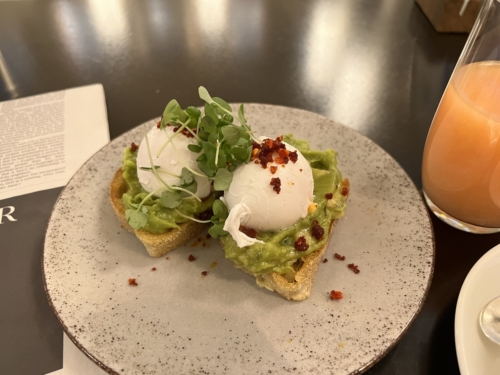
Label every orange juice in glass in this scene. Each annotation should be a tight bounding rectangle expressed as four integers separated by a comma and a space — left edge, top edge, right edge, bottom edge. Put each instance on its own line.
422, 0, 500, 233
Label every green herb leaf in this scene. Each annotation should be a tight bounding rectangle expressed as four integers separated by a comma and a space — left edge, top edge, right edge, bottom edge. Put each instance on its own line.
187, 144, 202, 153
204, 103, 219, 124
208, 223, 228, 238
198, 161, 215, 177
125, 209, 148, 230
238, 104, 246, 124
161, 191, 182, 208
201, 116, 217, 133
217, 150, 226, 168
180, 167, 195, 186
221, 126, 239, 145
213, 97, 232, 113
212, 199, 228, 219
179, 179, 198, 197
186, 106, 201, 118
228, 147, 249, 161
213, 168, 232, 191
199, 86, 214, 104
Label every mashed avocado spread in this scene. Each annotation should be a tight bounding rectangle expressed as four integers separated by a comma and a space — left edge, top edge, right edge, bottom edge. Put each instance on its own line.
220, 134, 347, 276
122, 148, 215, 234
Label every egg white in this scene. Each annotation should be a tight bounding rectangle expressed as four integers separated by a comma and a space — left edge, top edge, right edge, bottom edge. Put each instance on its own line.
224, 140, 314, 233
136, 125, 211, 198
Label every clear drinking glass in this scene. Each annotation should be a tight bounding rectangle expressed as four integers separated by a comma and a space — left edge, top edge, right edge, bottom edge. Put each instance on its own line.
422, 0, 500, 233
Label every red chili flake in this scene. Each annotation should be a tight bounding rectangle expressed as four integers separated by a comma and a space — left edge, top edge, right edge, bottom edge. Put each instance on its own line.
322, 258, 328, 263
270, 166, 278, 174
341, 186, 349, 196
329, 290, 343, 300
300, 169, 303, 172
201, 271, 208, 276
270, 177, 281, 194
325, 193, 333, 200
128, 278, 138, 286
294, 236, 309, 251
311, 220, 325, 241
156, 121, 161, 129
239, 225, 258, 238
289, 150, 298, 163
188, 255, 196, 262
206, 234, 211, 239
348, 263, 360, 274
151, 267, 156, 271
130, 142, 139, 152
254, 160, 260, 164
334, 253, 346, 261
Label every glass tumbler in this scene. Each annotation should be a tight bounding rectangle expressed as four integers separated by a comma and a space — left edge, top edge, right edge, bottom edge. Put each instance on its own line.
422, 0, 500, 233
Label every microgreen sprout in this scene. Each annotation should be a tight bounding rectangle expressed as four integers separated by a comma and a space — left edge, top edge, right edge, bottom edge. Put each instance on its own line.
125, 87, 256, 231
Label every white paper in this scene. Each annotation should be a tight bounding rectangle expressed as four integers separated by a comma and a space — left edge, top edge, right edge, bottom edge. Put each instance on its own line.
46, 333, 108, 375
0, 84, 109, 200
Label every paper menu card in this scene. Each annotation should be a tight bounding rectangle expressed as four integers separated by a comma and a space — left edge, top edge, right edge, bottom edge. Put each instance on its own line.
0, 84, 110, 201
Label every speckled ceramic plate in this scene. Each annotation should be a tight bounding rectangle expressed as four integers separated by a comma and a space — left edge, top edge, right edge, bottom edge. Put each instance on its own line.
43, 104, 435, 375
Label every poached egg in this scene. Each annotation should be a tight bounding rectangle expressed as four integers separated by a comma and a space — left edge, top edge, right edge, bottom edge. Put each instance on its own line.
136, 125, 211, 198
223, 138, 314, 247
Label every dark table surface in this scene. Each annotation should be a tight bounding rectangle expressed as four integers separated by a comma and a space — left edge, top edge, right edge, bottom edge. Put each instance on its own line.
1, 0, 500, 374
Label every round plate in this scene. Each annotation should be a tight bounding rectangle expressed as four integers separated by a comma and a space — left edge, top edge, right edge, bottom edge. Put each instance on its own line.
455, 244, 500, 375
43, 104, 434, 375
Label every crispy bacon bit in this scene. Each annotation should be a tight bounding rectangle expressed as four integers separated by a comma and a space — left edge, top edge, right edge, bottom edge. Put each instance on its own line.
270, 166, 278, 174
289, 151, 298, 163
341, 186, 349, 196
325, 193, 334, 200
252, 141, 262, 149
251, 136, 294, 169
151, 267, 156, 271
172, 126, 195, 138
278, 148, 290, 158
197, 210, 213, 221
311, 220, 325, 241
128, 278, 138, 286
270, 177, 281, 194
130, 142, 139, 152
188, 255, 196, 262
322, 258, 328, 263
275, 156, 288, 165
348, 263, 360, 274
294, 236, 309, 251
239, 225, 257, 238
334, 253, 345, 261
329, 290, 343, 300
201, 271, 208, 276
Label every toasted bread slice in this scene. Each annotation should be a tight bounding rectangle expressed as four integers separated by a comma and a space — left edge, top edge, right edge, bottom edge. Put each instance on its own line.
110, 168, 208, 257
222, 178, 349, 301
